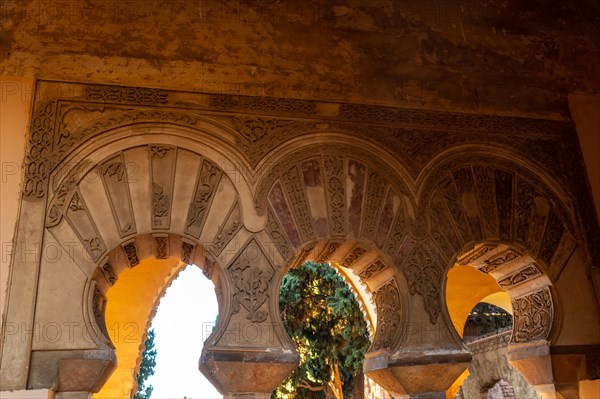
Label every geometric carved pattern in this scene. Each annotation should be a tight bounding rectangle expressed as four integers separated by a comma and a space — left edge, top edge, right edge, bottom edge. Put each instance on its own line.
123, 241, 140, 267
23, 102, 55, 198
323, 155, 346, 236
362, 170, 387, 242
402, 245, 442, 324
84, 85, 169, 105
511, 287, 554, 343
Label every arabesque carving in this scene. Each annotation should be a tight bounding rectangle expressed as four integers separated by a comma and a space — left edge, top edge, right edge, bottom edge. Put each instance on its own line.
480, 249, 520, 274
498, 265, 542, 289
186, 159, 222, 238
511, 287, 554, 343
371, 279, 402, 351
228, 241, 275, 323
85, 86, 168, 105
403, 245, 442, 324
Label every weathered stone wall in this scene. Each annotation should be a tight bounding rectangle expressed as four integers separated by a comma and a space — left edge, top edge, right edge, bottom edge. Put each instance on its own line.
458, 330, 539, 399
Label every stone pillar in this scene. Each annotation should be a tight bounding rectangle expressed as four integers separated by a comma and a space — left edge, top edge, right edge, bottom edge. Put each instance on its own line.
199, 236, 298, 397
507, 340, 556, 399
363, 243, 472, 397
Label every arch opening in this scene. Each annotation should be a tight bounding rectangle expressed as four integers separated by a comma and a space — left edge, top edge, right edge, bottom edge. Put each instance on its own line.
93, 254, 220, 399
445, 242, 556, 399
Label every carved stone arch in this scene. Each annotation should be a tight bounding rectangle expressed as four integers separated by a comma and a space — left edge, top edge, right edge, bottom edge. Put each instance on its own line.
254, 142, 416, 256
1, 122, 304, 395
275, 238, 411, 353
417, 150, 581, 278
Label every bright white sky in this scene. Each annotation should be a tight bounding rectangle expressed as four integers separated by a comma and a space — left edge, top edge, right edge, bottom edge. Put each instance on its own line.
147, 265, 222, 399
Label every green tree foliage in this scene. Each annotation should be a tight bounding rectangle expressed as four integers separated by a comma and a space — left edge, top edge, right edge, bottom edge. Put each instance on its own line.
133, 328, 157, 399
272, 262, 371, 399
465, 302, 513, 337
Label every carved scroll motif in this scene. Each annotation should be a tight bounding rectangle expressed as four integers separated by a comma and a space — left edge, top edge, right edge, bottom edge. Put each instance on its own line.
511, 287, 554, 343
480, 249, 520, 274
458, 244, 496, 266
185, 159, 222, 237
265, 209, 293, 261
498, 265, 542, 288
340, 246, 367, 268
358, 260, 386, 280
210, 201, 243, 256
316, 242, 340, 263
46, 176, 77, 227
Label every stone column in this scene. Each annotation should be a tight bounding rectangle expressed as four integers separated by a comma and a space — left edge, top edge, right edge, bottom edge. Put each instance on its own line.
199, 236, 298, 397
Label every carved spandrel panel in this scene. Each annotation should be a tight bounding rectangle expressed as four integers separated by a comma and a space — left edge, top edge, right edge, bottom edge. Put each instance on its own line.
227, 238, 275, 325
100, 154, 137, 237
149, 145, 177, 230
185, 159, 223, 239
